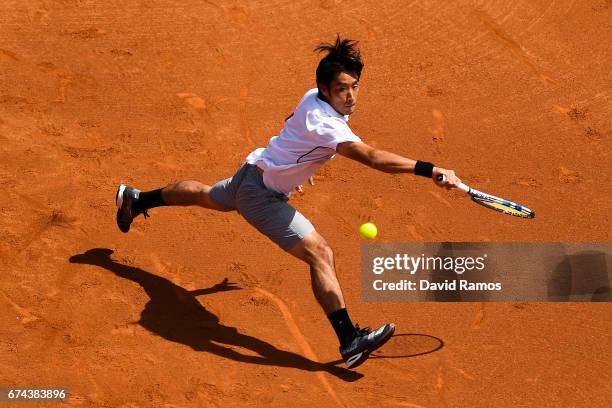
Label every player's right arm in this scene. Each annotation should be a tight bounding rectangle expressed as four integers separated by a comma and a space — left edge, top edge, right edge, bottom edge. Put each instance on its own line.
336, 141, 461, 188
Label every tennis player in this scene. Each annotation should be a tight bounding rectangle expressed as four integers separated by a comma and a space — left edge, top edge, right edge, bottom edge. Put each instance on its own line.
116, 36, 461, 369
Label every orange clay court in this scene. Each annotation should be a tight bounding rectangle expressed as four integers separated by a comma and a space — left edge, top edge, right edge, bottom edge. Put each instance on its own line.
1, 1, 611, 407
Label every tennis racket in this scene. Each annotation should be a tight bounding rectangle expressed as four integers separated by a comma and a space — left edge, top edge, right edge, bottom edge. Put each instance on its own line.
437, 175, 535, 219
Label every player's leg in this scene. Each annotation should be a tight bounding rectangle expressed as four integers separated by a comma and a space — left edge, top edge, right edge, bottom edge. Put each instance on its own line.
116, 180, 232, 233
116, 166, 247, 233
233, 164, 395, 369
287, 232, 395, 369
286, 231, 345, 314
160, 180, 232, 211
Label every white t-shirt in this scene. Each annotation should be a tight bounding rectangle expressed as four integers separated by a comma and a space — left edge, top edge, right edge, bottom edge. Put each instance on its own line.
246, 88, 362, 195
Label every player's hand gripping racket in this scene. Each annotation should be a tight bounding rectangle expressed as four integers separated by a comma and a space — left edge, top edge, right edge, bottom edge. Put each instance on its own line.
437, 175, 535, 218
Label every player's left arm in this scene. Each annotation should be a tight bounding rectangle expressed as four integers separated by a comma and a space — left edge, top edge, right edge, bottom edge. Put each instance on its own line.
336, 141, 461, 188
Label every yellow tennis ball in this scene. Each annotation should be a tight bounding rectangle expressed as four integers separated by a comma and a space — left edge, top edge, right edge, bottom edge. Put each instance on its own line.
360, 222, 378, 239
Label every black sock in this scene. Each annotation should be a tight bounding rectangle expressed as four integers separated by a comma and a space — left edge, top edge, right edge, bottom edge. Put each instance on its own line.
135, 188, 167, 212
328, 308, 355, 348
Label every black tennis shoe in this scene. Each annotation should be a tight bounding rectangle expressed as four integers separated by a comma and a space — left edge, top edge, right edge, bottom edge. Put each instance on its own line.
340, 323, 395, 369
115, 184, 148, 233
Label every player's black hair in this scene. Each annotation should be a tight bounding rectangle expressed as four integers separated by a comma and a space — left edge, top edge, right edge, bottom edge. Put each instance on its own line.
314, 35, 363, 93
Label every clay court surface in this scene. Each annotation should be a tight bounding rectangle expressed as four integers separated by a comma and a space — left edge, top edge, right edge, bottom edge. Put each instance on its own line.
1, 0, 611, 406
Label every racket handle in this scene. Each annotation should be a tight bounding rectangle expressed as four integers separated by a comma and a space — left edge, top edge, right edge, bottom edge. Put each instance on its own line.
436, 174, 470, 193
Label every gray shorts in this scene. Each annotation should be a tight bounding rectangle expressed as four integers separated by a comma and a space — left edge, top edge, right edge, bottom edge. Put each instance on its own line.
208, 163, 315, 251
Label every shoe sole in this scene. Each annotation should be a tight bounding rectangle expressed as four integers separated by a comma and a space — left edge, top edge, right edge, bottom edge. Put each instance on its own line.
346, 323, 396, 369
115, 184, 130, 233
116, 184, 126, 208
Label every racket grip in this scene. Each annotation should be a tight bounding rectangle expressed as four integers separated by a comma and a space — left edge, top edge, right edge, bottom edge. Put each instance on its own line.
436, 174, 470, 193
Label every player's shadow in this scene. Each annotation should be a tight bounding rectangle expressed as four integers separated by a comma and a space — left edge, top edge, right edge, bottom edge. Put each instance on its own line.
547, 251, 611, 301
369, 333, 444, 359
69, 248, 362, 381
